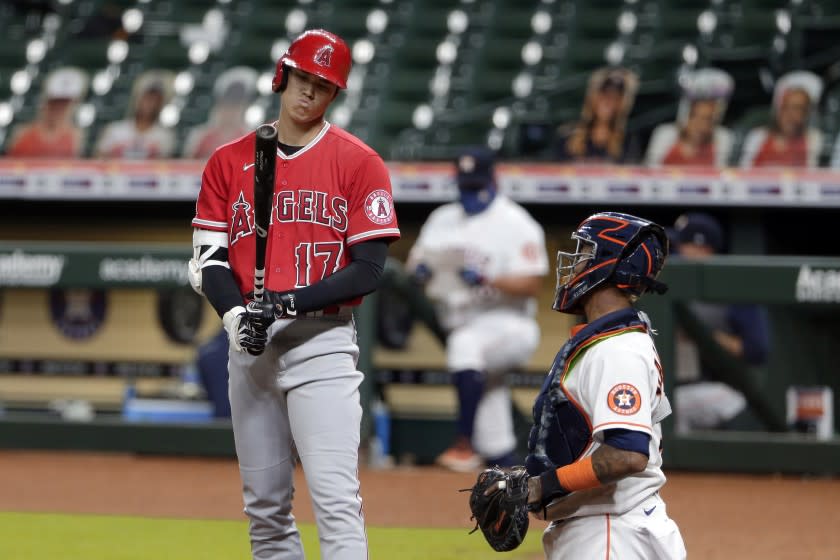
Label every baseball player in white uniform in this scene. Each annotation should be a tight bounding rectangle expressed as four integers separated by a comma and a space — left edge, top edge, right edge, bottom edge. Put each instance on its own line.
407, 147, 548, 471
524, 212, 686, 559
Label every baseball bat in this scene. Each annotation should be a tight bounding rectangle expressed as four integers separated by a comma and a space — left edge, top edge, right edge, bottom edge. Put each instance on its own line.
253, 123, 278, 303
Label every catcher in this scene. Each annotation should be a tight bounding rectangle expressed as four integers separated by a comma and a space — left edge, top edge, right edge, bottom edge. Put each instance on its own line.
464, 213, 686, 559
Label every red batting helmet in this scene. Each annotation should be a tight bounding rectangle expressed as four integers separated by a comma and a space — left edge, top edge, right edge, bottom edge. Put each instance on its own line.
271, 29, 351, 92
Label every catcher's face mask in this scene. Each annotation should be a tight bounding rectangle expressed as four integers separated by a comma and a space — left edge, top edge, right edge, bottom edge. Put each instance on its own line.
556, 234, 596, 291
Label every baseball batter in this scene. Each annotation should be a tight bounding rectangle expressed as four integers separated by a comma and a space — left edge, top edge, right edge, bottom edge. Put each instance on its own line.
407, 147, 548, 471
524, 212, 686, 559
189, 29, 399, 559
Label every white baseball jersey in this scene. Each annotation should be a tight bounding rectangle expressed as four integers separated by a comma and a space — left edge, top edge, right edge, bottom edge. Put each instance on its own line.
545, 329, 671, 520
408, 195, 548, 330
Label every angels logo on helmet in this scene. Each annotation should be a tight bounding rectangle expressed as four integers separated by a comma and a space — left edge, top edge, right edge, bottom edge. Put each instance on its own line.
314, 45, 333, 67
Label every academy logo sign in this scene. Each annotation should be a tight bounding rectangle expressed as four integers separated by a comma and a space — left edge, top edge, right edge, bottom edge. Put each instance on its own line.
0, 250, 65, 286
99, 256, 189, 285
795, 265, 840, 302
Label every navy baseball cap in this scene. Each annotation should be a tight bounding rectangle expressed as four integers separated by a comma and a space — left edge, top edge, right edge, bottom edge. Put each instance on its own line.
674, 212, 724, 252
455, 147, 495, 190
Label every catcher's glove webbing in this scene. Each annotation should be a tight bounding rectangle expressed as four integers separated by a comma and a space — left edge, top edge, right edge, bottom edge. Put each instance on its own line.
462, 466, 530, 552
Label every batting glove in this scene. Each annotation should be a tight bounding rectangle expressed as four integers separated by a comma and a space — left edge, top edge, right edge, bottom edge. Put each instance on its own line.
222, 302, 276, 356
459, 267, 486, 287
265, 291, 298, 319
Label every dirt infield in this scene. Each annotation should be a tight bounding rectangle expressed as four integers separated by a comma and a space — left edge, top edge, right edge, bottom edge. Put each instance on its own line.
1, 450, 838, 559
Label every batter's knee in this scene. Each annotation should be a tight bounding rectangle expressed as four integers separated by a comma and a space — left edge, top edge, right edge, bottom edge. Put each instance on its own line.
446, 329, 485, 371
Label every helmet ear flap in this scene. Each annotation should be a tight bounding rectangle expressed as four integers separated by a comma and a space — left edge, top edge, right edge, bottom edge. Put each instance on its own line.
271, 62, 289, 92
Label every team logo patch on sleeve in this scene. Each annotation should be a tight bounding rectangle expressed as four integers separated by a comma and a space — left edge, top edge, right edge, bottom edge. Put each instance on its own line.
364, 189, 394, 225
607, 383, 642, 415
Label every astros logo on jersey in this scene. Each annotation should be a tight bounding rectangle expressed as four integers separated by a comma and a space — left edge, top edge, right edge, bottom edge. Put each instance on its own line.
365, 189, 394, 225
608, 383, 641, 415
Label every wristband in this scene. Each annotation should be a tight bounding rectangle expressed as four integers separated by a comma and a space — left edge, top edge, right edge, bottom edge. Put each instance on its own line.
539, 456, 601, 503
277, 292, 297, 317
538, 468, 568, 503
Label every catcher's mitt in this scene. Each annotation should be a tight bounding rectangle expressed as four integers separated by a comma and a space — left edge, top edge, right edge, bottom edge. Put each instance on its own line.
462, 466, 530, 552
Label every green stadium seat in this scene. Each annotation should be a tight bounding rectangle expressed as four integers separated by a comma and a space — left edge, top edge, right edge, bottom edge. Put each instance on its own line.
493, 7, 537, 40
52, 38, 111, 70
652, 7, 702, 44
561, 40, 610, 75
389, 70, 432, 104
394, 37, 440, 69
225, 37, 274, 70
0, 68, 12, 99
378, 100, 416, 138
145, 1, 209, 25
481, 38, 527, 71
405, 7, 449, 35
571, 7, 623, 42
238, 5, 289, 37
0, 42, 27, 69
143, 37, 190, 70
327, 9, 373, 40
472, 70, 516, 103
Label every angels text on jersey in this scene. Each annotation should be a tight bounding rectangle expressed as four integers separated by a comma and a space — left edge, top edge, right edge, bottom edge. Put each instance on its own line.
229, 189, 349, 246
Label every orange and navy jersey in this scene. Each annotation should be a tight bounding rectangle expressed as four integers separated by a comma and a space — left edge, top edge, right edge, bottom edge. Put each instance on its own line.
192, 122, 400, 301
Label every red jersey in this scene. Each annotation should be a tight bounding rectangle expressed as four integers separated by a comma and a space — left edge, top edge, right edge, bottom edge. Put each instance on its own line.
752, 133, 808, 167
192, 123, 400, 303
7, 124, 80, 157
662, 141, 715, 166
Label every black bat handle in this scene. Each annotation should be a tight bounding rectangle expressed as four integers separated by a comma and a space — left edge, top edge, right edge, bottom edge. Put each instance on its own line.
253, 123, 277, 303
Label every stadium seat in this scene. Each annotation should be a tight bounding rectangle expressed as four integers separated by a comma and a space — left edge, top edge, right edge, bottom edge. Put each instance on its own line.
0, 42, 27, 70
52, 38, 112, 70
142, 37, 191, 71
389, 70, 432, 104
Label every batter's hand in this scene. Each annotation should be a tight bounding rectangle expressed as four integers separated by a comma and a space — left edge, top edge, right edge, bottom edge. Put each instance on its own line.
223, 303, 275, 356
265, 291, 298, 319
459, 267, 485, 286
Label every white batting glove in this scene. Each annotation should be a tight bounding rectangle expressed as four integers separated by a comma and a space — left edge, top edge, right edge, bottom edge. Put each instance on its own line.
222, 302, 275, 355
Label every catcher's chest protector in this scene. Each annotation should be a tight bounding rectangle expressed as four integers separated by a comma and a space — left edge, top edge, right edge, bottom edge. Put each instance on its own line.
526, 357, 592, 475
526, 308, 649, 475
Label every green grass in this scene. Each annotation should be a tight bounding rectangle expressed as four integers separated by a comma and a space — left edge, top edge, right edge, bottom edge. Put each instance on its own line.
0, 512, 544, 559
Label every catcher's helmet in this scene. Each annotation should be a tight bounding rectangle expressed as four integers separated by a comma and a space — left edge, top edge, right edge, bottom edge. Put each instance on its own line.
553, 212, 669, 314
272, 29, 351, 92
